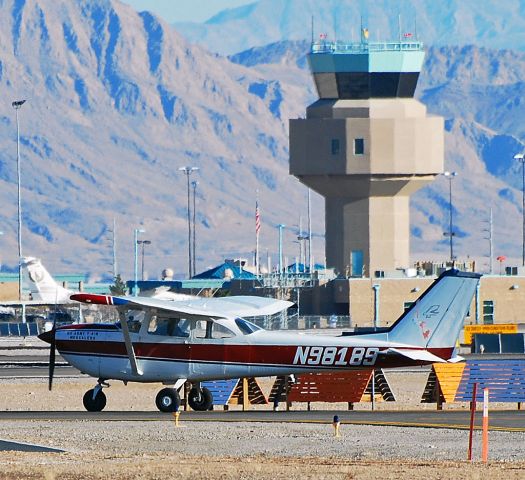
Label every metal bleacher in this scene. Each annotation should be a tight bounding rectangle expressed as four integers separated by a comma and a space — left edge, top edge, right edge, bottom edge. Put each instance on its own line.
422, 359, 525, 407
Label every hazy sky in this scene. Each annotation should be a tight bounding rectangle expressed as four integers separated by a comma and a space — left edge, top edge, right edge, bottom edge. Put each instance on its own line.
121, 0, 253, 23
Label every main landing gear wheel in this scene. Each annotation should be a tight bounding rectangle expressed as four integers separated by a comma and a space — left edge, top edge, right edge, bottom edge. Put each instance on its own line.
188, 386, 213, 411
83, 388, 107, 412
155, 388, 181, 413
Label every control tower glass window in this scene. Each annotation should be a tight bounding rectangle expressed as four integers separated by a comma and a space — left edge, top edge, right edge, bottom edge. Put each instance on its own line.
354, 138, 364, 155
331, 139, 340, 155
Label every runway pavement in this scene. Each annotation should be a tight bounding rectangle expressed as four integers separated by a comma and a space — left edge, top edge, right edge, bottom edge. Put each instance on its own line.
0, 409, 524, 431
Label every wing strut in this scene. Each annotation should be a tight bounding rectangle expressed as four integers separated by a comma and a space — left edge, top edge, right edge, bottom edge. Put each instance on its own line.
120, 315, 143, 376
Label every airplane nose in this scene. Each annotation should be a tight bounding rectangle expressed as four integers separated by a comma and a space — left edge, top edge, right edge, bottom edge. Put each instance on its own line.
38, 329, 54, 345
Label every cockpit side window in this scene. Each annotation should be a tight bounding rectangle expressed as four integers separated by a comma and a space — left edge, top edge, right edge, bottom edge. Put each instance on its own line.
125, 310, 144, 333
194, 320, 235, 339
148, 315, 190, 337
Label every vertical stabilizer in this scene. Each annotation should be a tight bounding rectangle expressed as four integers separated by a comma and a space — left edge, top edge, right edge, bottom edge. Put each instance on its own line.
23, 257, 72, 303
388, 270, 481, 348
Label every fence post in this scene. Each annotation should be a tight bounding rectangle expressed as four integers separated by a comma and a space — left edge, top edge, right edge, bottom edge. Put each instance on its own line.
482, 387, 489, 463
467, 382, 477, 461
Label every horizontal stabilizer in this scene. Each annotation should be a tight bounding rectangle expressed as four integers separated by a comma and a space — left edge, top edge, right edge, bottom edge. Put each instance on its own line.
384, 348, 446, 363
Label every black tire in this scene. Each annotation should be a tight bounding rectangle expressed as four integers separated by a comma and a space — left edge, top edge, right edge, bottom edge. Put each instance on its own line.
188, 386, 213, 411
155, 388, 181, 413
83, 388, 107, 412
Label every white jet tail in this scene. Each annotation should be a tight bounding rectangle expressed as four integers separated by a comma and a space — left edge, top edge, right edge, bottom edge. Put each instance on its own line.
23, 257, 72, 303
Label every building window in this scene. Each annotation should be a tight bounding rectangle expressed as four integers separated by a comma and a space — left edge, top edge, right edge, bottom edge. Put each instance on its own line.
331, 139, 340, 155
354, 138, 364, 155
482, 300, 494, 325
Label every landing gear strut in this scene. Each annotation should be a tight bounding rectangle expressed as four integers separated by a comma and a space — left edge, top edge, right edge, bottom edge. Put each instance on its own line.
188, 386, 213, 411
83, 380, 109, 412
155, 388, 181, 412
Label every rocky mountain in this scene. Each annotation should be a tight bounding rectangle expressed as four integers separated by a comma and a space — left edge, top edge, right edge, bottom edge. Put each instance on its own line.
0, 0, 322, 280
1, 0, 524, 281
175, 0, 525, 55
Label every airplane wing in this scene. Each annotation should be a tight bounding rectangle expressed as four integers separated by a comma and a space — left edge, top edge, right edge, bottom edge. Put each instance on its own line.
381, 347, 447, 363
70, 293, 293, 319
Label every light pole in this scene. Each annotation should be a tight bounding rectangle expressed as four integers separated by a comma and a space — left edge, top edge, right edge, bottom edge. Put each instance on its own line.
133, 228, 145, 296
137, 239, 151, 281
179, 166, 199, 278
442, 171, 457, 261
277, 224, 285, 275
514, 153, 525, 266
191, 180, 198, 277
12, 99, 26, 300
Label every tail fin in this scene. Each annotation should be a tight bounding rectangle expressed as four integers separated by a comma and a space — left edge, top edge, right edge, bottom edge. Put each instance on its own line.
23, 257, 72, 303
387, 269, 480, 349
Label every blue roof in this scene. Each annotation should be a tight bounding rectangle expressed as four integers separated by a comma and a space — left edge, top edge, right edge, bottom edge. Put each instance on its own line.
286, 263, 325, 273
193, 261, 256, 280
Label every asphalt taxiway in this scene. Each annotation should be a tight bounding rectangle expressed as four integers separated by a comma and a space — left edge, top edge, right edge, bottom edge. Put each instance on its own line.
0, 409, 524, 432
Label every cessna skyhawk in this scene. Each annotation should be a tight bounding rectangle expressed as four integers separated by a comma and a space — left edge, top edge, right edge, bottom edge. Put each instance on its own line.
39, 269, 480, 412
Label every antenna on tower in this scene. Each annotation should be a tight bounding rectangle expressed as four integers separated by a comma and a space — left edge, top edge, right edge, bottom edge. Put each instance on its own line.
311, 15, 314, 44
398, 13, 402, 42
414, 17, 418, 41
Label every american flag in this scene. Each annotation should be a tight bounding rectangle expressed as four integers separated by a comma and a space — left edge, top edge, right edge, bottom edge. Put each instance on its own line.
255, 201, 261, 235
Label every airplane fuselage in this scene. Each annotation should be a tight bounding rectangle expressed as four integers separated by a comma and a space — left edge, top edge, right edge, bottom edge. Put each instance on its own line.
55, 323, 453, 382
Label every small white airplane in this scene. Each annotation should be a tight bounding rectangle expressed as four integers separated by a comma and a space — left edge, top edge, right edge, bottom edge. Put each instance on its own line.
39, 269, 480, 412
22, 256, 195, 303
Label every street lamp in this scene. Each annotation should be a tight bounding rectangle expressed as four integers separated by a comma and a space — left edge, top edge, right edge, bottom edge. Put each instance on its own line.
178, 166, 199, 278
12, 99, 26, 300
514, 153, 525, 266
133, 228, 145, 296
191, 180, 198, 277
442, 171, 458, 261
137, 239, 151, 281
277, 224, 285, 275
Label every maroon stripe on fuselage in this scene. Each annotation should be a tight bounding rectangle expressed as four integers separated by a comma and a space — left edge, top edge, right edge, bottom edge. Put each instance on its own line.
56, 338, 454, 369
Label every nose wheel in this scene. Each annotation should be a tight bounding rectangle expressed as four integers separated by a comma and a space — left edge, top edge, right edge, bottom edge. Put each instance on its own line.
155, 388, 181, 412
83, 381, 109, 412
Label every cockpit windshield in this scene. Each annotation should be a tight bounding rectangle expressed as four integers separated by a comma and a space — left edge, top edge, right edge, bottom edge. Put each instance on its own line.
235, 318, 262, 335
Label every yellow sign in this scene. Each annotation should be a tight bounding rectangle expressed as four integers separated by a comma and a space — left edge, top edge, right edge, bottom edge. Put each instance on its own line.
463, 324, 518, 344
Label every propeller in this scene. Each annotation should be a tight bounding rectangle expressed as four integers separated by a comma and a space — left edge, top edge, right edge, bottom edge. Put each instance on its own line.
48, 288, 59, 391
48, 321, 56, 391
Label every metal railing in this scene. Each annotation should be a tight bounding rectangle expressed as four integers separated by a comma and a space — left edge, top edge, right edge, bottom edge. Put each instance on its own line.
311, 40, 424, 55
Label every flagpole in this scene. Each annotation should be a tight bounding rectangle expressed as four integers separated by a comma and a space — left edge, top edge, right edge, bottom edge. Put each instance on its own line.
255, 193, 260, 277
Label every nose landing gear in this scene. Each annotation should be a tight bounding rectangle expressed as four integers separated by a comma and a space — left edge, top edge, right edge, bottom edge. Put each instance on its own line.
155, 388, 181, 412
83, 380, 109, 412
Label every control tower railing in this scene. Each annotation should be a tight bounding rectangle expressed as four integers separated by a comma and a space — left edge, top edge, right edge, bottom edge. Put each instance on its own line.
311, 40, 424, 55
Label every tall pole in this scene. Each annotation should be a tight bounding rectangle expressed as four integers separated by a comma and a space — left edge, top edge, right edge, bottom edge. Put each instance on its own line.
278, 224, 285, 275
443, 171, 457, 262
112, 217, 118, 278
513, 154, 525, 266
489, 208, 494, 274
179, 166, 199, 278
12, 100, 26, 301
255, 194, 261, 276
137, 240, 151, 281
307, 188, 312, 273
191, 181, 198, 277
133, 228, 145, 296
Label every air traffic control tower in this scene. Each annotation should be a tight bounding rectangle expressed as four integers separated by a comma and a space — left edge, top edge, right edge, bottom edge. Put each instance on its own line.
290, 38, 443, 276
